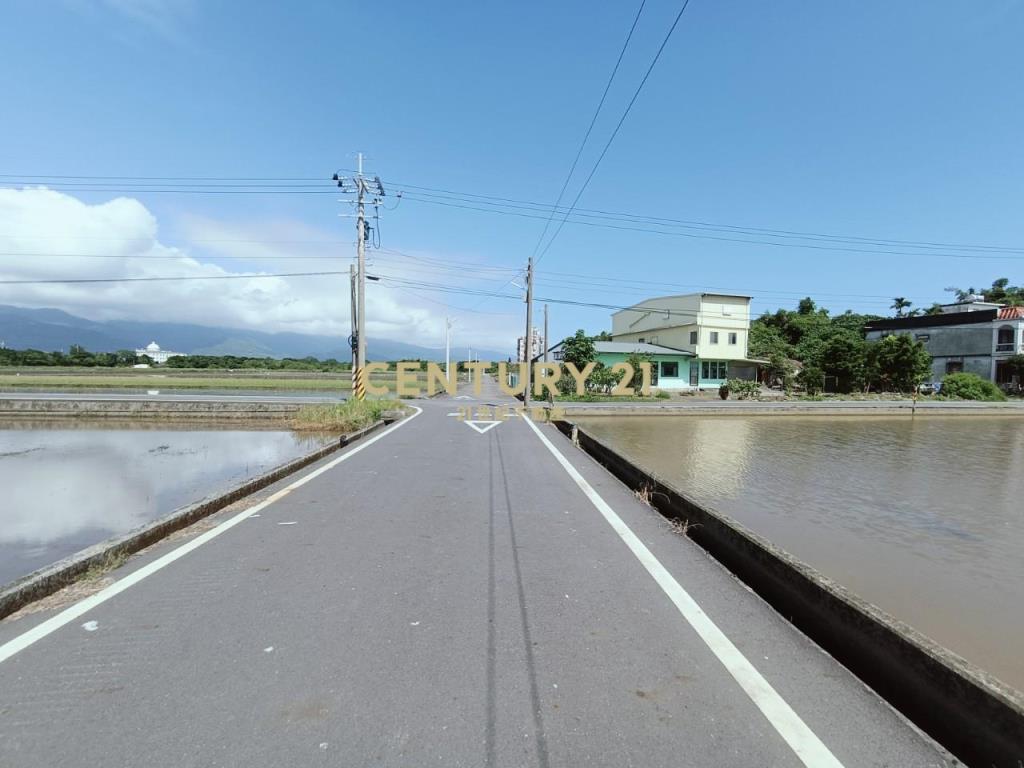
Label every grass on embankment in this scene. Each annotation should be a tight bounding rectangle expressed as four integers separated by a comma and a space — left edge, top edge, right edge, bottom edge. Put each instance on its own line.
0, 374, 357, 390
292, 399, 406, 432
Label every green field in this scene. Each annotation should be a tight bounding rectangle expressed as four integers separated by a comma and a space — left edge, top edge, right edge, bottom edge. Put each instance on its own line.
0, 374, 352, 391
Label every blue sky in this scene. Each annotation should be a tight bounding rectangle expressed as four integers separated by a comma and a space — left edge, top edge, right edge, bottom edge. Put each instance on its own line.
1, 0, 1022, 353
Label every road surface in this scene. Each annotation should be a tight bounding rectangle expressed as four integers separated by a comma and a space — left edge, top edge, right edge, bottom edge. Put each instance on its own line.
0, 380, 951, 767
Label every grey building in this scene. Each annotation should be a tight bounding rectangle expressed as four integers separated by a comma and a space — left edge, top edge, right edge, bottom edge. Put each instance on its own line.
864, 302, 1024, 385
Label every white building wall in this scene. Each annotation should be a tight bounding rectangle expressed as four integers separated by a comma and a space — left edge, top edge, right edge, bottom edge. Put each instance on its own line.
611, 293, 751, 360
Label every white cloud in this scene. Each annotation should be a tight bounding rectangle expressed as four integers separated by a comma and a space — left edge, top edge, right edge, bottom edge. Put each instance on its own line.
0, 188, 516, 353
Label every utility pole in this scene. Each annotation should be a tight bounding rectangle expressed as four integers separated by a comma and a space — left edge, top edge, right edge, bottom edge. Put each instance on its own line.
333, 153, 387, 401
445, 316, 452, 380
543, 303, 549, 363
355, 152, 367, 401
523, 257, 533, 408
349, 264, 358, 383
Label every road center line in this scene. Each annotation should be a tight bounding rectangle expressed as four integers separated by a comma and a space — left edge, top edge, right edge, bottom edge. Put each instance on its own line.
520, 414, 844, 768
0, 406, 422, 665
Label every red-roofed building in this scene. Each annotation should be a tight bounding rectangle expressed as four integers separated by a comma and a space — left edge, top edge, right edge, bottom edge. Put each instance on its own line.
865, 300, 1023, 387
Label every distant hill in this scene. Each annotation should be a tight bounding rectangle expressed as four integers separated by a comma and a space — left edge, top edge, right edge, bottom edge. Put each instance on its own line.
0, 305, 511, 362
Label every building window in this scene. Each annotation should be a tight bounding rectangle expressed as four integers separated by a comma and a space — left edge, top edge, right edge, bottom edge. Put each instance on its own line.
945, 361, 963, 375
996, 326, 1015, 353
915, 334, 930, 342
701, 361, 728, 379
728, 332, 737, 345
709, 331, 719, 344
689, 330, 698, 344
661, 361, 679, 378
638, 337, 645, 343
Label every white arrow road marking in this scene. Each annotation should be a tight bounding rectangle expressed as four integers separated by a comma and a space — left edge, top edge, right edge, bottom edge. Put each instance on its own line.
464, 420, 501, 434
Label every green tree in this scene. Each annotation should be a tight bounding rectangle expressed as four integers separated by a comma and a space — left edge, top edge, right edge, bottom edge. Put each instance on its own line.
890, 297, 912, 317
556, 330, 598, 395
748, 323, 791, 361
865, 335, 932, 392
797, 297, 816, 315
819, 330, 866, 393
625, 352, 652, 394
797, 364, 825, 394
589, 364, 623, 395
559, 330, 596, 370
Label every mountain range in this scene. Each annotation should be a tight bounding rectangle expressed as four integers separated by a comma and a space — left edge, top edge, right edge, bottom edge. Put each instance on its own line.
0, 305, 511, 362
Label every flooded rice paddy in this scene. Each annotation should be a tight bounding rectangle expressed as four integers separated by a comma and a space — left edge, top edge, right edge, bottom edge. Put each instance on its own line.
574, 415, 1024, 692
0, 423, 332, 588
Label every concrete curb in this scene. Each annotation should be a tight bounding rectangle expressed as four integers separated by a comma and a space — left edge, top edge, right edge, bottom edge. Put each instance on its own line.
0, 419, 388, 621
557, 401, 1024, 417
554, 419, 1024, 768
0, 398, 306, 420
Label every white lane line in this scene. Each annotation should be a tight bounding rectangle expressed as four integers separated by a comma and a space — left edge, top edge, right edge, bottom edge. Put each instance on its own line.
0, 406, 422, 665
520, 415, 843, 768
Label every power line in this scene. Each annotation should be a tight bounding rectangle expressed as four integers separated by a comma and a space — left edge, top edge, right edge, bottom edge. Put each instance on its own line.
0, 270, 350, 286
535, 0, 694, 265
402, 195, 1024, 261
376, 275, 866, 321
401, 190, 1024, 255
7, 174, 1024, 256
528, 0, 647, 262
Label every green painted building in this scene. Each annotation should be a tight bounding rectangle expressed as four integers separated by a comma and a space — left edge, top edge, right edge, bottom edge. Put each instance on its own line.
549, 340, 696, 390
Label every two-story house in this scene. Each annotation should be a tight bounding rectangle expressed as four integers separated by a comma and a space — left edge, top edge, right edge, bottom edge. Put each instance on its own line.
609, 293, 758, 388
864, 301, 1024, 386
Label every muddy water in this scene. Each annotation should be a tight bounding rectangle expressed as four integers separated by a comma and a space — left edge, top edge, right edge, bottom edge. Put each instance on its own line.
0, 425, 332, 588
574, 415, 1024, 692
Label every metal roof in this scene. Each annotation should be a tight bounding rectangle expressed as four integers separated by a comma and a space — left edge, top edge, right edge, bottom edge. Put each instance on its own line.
592, 341, 694, 356
997, 306, 1024, 320
864, 309, 998, 331
610, 293, 751, 316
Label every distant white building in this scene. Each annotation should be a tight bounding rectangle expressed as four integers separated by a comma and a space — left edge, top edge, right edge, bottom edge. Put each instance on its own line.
134, 341, 184, 365
517, 328, 543, 362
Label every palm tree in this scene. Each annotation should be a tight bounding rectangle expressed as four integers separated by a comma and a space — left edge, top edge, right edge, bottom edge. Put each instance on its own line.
891, 297, 912, 317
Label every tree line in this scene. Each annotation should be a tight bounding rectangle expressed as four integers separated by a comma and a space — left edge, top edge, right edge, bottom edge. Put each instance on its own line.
0, 346, 355, 371
752, 280, 1024, 394
889, 277, 1023, 317
750, 298, 932, 393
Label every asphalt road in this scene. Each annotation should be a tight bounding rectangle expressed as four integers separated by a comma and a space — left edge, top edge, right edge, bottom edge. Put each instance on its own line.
0, 380, 951, 767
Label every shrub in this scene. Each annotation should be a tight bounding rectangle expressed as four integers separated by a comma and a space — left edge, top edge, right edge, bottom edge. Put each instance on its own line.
655, 389, 670, 399
725, 378, 760, 400
941, 372, 1007, 402
718, 383, 729, 400
797, 365, 825, 394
